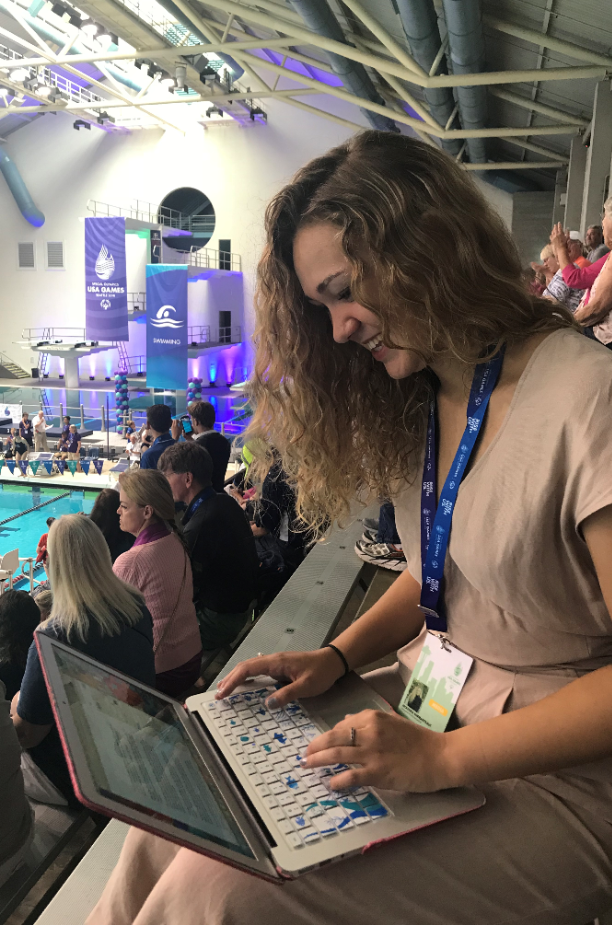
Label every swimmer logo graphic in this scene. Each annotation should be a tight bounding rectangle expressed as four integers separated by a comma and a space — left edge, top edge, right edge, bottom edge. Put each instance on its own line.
146, 264, 188, 390
95, 245, 115, 280
85, 216, 128, 340
150, 305, 185, 329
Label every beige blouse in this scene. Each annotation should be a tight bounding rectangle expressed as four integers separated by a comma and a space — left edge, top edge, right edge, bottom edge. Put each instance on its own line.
394, 329, 612, 820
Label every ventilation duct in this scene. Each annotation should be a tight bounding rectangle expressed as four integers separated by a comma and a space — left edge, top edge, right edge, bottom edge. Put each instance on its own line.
287, 0, 397, 132
440, 0, 487, 164
394, 0, 461, 155
154, 0, 244, 79
0, 151, 45, 227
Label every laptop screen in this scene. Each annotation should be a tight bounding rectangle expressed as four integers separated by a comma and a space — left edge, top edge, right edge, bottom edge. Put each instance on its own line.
53, 645, 255, 860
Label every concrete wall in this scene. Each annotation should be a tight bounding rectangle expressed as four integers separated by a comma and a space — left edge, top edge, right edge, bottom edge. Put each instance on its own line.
511, 191, 555, 266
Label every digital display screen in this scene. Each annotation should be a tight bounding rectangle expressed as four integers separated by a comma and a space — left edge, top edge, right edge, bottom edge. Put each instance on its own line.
54, 647, 255, 859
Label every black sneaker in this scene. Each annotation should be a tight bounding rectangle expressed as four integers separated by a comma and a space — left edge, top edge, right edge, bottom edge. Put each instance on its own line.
361, 528, 379, 544
354, 540, 407, 571
362, 517, 379, 533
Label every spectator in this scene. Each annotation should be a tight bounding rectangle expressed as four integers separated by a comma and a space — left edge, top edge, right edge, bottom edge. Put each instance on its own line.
139, 405, 175, 470
566, 231, 591, 268
0, 681, 33, 888
125, 419, 136, 436
552, 210, 612, 338
115, 470, 201, 696
171, 400, 231, 492
3, 428, 16, 459
19, 412, 33, 451
585, 224, 609, 264
158, 442, 259, 650
35, 516, 55, 565
12, 515, 155, 805
33, 410, 49, 452
126, 433, 141, 466
252, 459, 311, 576
56, 415, 70, 451
539, 244, 585, 313
34, 589, 53, 621
0, 590, 41, 699
89, 488, 134, 562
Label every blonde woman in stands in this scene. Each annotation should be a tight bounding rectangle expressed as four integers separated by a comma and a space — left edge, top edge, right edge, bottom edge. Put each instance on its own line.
12, 515, 155, 805
88, 133, 612, 925
115, 469, 202, 697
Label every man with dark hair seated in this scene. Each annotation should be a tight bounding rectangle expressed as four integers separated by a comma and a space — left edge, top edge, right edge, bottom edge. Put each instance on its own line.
158, 442, 259, 649
140, 404, 175, 470
171, 399, 231, 492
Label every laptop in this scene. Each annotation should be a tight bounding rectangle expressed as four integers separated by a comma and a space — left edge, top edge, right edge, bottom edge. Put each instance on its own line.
36, 634, 485, 882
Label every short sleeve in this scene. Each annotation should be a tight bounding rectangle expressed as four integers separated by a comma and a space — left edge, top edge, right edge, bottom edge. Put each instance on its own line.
567, 365, 612, 527
17, 635, 55, 726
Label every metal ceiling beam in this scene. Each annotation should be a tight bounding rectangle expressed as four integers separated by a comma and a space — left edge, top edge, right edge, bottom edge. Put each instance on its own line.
500, 136, 568, 161
488, 87, 589, 127
484, 14, 612, 69
464, 160, 565, 170
425, 64, 606, 88
338, 0, 427, 77
443, 122, 577, 139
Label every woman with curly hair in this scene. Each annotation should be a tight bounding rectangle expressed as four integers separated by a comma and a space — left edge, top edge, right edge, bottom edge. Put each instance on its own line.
0, 590, 41, 699
89, 132, 612, 925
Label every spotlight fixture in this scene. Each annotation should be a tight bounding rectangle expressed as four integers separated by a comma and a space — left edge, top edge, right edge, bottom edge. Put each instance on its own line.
89, 375, 95, 380
74, 342, 86, 348
59, 373, 64, 378
96, 111, 115, 125
175, 64, 186, 88
160, 73, 175, 88
206, 106, 223, 117
43, 373, 49, 378
73, 119, 91, 131
249, 107, 266, 122
37, 85, 52, 97
81, 17, 99, 35
98, 29, 118, 45
0, 87, 9, 97
105, 376, 111, 381
12, 67, 30, 82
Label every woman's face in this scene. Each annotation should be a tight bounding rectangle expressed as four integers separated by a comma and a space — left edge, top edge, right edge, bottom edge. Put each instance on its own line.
293, 222, 426, 381
542, 253, 559, 275
117, 488, 151, 536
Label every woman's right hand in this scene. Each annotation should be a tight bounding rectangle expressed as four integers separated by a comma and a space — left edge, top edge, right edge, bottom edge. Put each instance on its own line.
215, 648, 346, 710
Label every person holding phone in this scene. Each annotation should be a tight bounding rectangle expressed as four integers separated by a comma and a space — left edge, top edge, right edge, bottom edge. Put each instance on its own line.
170, 401, 231, 492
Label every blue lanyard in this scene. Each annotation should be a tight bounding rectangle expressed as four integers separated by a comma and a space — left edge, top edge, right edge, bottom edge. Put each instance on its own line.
182, 486, 216, 525
420, 349, 505, 634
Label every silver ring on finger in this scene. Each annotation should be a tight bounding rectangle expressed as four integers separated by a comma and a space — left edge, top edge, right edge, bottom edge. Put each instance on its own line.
350, 726, 357, 747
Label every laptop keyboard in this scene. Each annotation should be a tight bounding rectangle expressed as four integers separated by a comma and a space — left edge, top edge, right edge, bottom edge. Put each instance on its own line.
205, 687, 390, 850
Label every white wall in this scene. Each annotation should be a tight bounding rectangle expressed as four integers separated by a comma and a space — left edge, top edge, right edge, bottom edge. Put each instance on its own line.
0, 96, 362, 374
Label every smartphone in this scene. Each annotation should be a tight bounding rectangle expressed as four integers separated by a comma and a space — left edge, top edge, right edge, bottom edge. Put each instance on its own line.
172, 413, 193, 435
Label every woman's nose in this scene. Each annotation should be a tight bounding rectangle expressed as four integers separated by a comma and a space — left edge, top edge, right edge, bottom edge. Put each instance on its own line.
330, 306, 359, 344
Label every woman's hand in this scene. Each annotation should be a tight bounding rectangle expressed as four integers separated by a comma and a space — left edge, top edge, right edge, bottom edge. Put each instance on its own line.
550, 222, 569, 252
303, 709, 453, 793
216, 648, 345, 709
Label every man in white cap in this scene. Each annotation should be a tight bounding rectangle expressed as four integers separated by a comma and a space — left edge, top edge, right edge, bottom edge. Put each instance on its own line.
566, 231, 591, 268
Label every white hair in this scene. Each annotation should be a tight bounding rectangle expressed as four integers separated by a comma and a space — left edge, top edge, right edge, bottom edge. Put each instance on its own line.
604, 196, 612, 218
45, 514, 145, 641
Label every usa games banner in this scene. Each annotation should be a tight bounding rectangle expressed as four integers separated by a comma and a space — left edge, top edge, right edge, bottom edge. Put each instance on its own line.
146, 265, 188, 390
85, 216, 129, 341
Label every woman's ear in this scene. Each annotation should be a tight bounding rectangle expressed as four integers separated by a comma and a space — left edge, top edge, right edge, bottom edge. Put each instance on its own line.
143, 504, 155, 522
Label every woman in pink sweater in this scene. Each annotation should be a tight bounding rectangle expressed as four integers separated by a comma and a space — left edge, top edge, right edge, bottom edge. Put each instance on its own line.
114, 469, 202, 698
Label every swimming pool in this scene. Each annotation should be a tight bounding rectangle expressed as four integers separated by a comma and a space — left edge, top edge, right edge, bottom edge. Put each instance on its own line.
0, 482, 99, 561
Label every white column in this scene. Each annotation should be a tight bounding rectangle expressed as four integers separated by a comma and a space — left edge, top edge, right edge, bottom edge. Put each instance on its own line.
552, 169, 567, 225
64, 357, 79, 389
581, 80, 612, 235
564, 136, 587, 230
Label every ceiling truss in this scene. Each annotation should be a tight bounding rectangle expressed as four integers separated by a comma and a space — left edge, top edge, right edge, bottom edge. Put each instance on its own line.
0, 0, 607, 169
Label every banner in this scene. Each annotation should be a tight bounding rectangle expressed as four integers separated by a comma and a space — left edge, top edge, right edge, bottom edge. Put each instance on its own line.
56, 460, 66, 475
93, 459, 104, 475
43, 461, 53, 475
0, 459, 3, 473
18, 461, 28, 476
1, 402, 22, 424
85, 216, 129, 341
81, 459, 91, 475
6, 460, 15, 474
146, 265, 188, 390
67, 461, 77, 476
29, 461, 40, 475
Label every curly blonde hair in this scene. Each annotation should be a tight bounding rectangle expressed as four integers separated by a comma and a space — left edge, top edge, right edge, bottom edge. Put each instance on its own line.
247, 131, 575, 531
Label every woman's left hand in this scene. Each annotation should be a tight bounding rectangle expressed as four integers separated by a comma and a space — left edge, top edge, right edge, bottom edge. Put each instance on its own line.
303, 709, 454, 793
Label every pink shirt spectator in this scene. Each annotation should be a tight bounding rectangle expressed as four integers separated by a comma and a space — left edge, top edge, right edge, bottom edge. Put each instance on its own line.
113, 531, 201, 674
561, 254, 608, 305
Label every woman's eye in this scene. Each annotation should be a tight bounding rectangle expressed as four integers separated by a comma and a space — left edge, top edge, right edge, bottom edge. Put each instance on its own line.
336, 287, 352, 302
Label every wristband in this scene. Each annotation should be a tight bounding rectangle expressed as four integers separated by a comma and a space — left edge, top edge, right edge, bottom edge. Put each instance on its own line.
324, 643, 350, 678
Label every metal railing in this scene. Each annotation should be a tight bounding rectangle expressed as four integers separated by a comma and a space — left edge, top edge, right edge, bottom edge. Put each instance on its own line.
128, 292, 146, 312
123, 356, 146, 375
0, 42, 106, 109
173, 247, 242, 272
87, 199, 215, 234
22, 327, 87, 345
188, 325, 241, 345
188, 326, 211, 344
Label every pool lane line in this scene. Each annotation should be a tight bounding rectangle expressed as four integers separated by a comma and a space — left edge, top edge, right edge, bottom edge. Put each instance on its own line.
0, 491, 71, 527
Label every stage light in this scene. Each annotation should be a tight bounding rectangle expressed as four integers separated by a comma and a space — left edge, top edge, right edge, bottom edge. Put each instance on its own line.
105, 376, 111, 381
81, 18, 99, 36
89, 375, 94, 380
43, 373, 49, 378
59, 373, 64, 379
73, 120, 91, 131
37, 85, 52, 97
12, 68, 30, 82
175, 64, 186, 88
0, 87, 9, 97
98, 29, 118, 45
160, 73, 175, 88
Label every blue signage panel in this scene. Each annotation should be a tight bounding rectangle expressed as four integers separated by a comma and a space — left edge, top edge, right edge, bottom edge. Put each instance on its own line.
85, 216, 128, 341
146, 264, 188, 390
